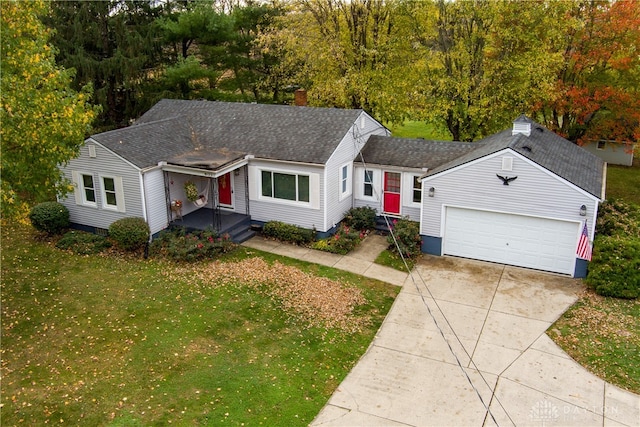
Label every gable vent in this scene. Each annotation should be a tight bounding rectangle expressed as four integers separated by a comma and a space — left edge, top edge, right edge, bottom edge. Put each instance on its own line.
88, 145, 97, 158
502, 157, 513, 171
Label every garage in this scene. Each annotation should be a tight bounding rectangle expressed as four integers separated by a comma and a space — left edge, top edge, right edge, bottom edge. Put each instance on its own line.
443, 207, 580, 275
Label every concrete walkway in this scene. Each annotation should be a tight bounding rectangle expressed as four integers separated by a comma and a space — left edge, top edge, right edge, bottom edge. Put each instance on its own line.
243, 235, 640, 427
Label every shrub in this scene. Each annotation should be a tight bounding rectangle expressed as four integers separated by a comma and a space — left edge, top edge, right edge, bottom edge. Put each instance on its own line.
109, 217, 150, 251
262, 221, 315, 245
312, 224, 364, 255
596, 199, 640, 237
587, 200, 640, 299
387, 217, 422, 259
149, 228, 235, 262
29, 201, 70, 234
586, 235, 640, 299
343, 207, 377, 231
56, 230, 112, 255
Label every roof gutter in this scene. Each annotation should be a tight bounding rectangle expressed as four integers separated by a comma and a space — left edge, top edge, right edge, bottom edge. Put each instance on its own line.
160, 156, 249, 178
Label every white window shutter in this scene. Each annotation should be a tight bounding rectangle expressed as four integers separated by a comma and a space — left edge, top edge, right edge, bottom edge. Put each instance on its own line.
72, 171, 83, 205
114, 176, 126, 212
310, 173, 320, 210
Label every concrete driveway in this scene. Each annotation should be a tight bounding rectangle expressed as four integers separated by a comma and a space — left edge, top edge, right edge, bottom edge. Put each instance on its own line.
312, 255, 640, 427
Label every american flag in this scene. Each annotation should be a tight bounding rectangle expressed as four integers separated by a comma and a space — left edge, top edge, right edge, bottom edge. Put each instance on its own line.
576, 221, 592, 261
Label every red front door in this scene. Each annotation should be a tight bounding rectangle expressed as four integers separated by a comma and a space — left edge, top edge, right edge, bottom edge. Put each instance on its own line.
383, 172, 401, 215
217, 173, 232, 206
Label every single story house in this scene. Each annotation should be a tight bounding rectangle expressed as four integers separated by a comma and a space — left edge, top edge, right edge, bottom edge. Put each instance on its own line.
580, 139, 635, 166
59, 99, 389, 240
60, 101, 604, 278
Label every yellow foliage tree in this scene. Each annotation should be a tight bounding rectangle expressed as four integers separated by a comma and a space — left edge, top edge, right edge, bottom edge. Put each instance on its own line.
1, 0, 98, 218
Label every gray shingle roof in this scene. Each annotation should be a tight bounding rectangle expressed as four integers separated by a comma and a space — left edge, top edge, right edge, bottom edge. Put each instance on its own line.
356, 135, 478, 169
422, 117, 605, 198
92, 99, 363, 169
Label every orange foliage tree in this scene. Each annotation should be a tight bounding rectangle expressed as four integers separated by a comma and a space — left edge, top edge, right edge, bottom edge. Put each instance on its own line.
534, 0, 640, 150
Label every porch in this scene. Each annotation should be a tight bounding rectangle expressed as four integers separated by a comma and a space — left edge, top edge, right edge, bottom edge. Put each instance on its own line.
170, 208, 255, 243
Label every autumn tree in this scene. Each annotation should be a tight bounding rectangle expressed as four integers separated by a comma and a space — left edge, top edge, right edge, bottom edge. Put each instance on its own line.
402, 0, 563, 141
277, 0, 410, 121
1, 0, 97, 218
532, 0, 640, 147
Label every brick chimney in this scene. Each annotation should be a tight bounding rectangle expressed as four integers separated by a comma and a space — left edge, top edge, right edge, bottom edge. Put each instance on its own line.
294, 88, 307, 107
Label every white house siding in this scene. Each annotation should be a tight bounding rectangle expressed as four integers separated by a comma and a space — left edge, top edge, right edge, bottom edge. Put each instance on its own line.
231, 166, 248, 215
247, 160, 325, 231
143, 168, 169, 235
166, 173, 215, 217
325, 112, 389, 230
60, 141, 144, 231
420, 149, 599, 242
353, 166, 422, 222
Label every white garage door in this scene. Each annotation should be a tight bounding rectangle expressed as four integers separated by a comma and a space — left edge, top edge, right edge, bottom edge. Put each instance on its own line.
443, 207, 579, 275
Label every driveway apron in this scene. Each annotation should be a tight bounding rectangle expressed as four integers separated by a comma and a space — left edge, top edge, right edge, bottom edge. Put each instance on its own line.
242, 236, 640, 426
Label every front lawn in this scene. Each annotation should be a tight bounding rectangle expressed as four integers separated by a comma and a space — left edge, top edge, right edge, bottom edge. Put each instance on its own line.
0, 223, 398, 425
606, 158, 640, 205
549, 291, 640, 393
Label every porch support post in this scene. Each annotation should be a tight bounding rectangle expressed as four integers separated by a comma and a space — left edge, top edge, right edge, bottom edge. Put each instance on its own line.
164, 171, 172, 224
244, 165, 250, 216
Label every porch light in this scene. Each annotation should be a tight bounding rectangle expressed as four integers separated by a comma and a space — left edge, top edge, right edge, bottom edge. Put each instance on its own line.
428, 187, 435, 197
580, 205, 587, 216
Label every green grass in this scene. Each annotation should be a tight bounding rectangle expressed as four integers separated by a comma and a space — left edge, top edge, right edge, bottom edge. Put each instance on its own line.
1, 223, 398, 426
374, 249, 416, 272
386, 120, 453, 140
605, 158, 640, 205
549, 291, 640, 393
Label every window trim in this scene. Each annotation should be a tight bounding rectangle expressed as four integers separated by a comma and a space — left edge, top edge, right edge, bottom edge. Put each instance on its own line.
339, 162, 352, 201
412, 175, 422, 204
363, 169, 374, 198
260, 169, 311, 206
80, 173, 97, 207
100, 175, 119, 210
99, 174, 126, 212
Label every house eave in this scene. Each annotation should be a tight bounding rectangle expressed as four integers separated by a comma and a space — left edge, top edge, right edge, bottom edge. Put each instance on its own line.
161, 156, 249, 178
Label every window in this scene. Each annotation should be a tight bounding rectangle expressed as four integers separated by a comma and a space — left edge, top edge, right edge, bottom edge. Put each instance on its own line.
339, 163, 352, 200
364, 170, 374, 197
341, 165, 348, 194
597, 141, 606, 150
412, 176, 422, 203
81, 174, 96, 205
261, 171, 309, 203
102, 177, 118, 208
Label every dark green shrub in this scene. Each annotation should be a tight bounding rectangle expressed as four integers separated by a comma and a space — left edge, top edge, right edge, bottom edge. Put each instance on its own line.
586, 235, 640, 299
29, 201, 70, 234
343, 207, 377, 231
149, 228, 235, 262
262, 221, 315, 245
108, 217, 150, 251
387, 217, 422, 259
596, 199, 640, 237
56, 230, 112, 255
312, 224, 364, 255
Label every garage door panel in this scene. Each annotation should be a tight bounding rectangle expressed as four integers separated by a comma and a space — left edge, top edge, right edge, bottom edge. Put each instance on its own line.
443, 208, 578, 275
